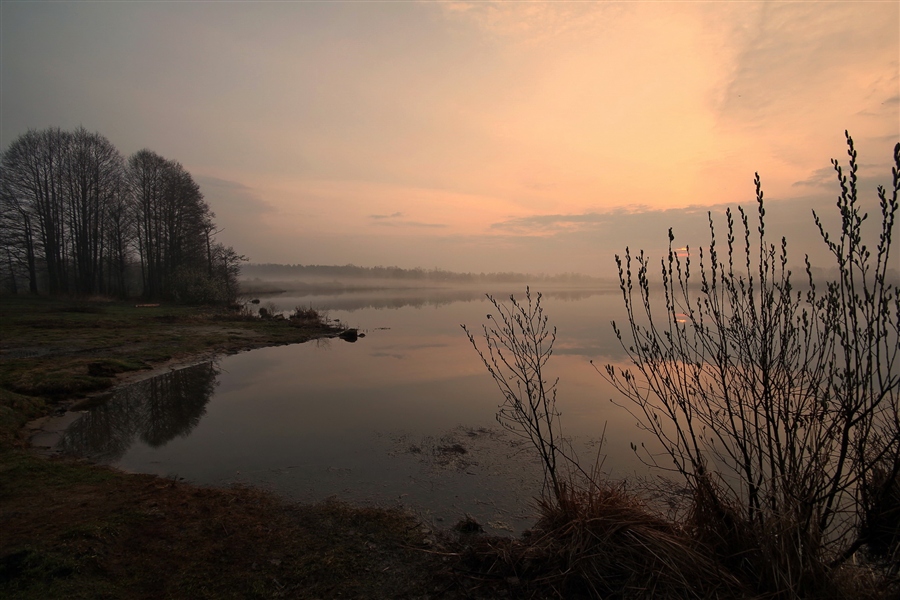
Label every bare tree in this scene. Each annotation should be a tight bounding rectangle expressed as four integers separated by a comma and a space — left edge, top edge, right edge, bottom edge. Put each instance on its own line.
1, 128, 71, 293
0, 177, 38, 294
62, 127, 125, 295
1, 128, 243, 302
126, 150, 214, 300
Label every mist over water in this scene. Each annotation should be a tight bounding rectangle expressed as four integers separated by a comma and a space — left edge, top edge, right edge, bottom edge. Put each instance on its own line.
58, 285, 659, 534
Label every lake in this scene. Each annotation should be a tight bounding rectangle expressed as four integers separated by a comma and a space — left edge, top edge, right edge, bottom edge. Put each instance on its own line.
54, 286, 659, 534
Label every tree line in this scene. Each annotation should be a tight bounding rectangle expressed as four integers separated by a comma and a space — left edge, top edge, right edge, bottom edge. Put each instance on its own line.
0, 127, 244, 303
244, 263, 607, 286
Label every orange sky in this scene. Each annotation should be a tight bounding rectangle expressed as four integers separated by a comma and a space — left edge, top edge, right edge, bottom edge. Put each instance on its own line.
2, 1, 897, 276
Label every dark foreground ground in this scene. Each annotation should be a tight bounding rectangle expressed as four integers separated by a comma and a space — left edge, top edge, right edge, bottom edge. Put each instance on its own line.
1, 449, 463, 599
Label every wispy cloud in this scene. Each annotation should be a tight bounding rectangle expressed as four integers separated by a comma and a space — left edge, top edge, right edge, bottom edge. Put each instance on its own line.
792, 165, 837, 189
368, 212, 446, 229
372, 220, 448, 229
194, 175, 279, 259
490, 206, 714, 236
439, 1, 627, 44
491, 212, 614, 234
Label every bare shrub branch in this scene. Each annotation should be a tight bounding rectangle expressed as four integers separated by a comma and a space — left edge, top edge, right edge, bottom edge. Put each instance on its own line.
600, 133, 900, 595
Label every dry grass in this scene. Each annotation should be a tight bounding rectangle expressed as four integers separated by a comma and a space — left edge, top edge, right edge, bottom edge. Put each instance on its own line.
675, 473, 900, 599
290, 305, 321, 322
447, 482, 749, 599
442, 478, 900, 599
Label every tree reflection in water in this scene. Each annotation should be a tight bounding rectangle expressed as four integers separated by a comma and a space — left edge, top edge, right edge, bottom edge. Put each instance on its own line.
59, 362, 220, 462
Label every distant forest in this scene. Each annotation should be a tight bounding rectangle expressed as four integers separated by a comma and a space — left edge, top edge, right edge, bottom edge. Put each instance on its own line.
0, 127, 243, 303
243, 263, 607, 286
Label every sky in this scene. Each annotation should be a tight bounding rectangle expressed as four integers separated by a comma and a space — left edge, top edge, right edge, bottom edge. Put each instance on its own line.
1, 1, 898, 278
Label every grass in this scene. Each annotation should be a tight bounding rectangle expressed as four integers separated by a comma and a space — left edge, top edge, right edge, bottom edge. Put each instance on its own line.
443, 479, 900, 599
449, 483, 751, 599
0, 450, 448, 600
0, 295, 341, 443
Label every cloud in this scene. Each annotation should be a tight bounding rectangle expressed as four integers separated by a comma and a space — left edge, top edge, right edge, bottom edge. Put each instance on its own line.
439, 1, 627, 44
372, 220, 448, 229
792, 165, 837, 189
198, 176, 275, 218
792, 144, 895, 191
714, 3, 898, 134
367, 211, 447, 229
480, 189, 890, 275
491, 212, 614, 234
491, 206, 711, 236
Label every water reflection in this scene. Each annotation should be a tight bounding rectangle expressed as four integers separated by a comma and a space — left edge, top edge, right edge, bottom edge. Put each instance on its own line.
52, 289, 653, 532
59, 362, 220, 462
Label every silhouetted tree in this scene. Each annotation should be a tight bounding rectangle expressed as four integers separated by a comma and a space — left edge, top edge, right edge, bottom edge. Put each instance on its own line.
1, 127, 243, 302
62, 127, 125, 295
126, 149, 218, 301
1, 128, 70, 293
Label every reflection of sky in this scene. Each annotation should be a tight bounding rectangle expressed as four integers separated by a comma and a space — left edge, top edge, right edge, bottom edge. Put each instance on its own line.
72, 289, 660, 532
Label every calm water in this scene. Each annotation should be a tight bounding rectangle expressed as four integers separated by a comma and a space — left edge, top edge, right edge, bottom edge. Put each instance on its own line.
56, 286, 657, 533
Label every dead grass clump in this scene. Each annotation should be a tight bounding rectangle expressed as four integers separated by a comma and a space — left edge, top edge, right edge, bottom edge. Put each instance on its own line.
451, 482, 748, 599
291, 305, 321, 321
541, 483, 745, 598
683, 474, 900, 599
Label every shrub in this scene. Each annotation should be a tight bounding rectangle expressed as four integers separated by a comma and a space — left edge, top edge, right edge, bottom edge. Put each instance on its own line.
462, 289, 568, 504
600, 133, 899, 596
290, 305, 321, 322
463, 133, 899, 598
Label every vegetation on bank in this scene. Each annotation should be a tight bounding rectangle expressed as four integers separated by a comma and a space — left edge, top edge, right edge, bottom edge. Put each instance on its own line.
463, 134, 899, 598
0, 296, 337, 446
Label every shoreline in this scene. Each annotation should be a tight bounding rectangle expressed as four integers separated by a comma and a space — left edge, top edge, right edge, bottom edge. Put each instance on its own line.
0, 301, 479, 598
22, 330, 348, 456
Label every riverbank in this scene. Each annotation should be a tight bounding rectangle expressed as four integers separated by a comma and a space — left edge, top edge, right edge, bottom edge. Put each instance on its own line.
0, 297, 468, 598
0, 296, 344, 443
